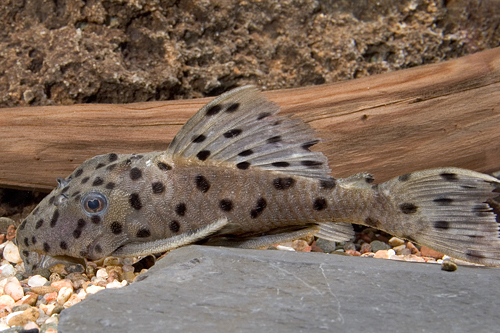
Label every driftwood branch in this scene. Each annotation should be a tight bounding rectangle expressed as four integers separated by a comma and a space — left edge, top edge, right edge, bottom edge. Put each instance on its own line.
1, 47, 500, 190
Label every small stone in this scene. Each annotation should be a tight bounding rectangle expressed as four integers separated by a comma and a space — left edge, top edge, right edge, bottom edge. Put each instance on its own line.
314, 238, 337, 253
51, 305, 64, 315
40, 322, 59, 333
0, 295, 15, 308
5, 225, 16, 241
388, 237, 405, 247
392, 244, 407, 254
309, 241, 324, 253
103, 257, 120, 266
291, 240, 311, 252
49, 273, 62, 283
2, 241, 22, 264
359, 234, 372, 244
360, 243, 372, 254
28, 275, 49, 287
43, 291, 58, 303
420, 246, 444, 259
51, 279, 73, 291
63, 294, 82, 308
345, 250, 361, 256
12, 304, 31, 312
56, 287, 72, 305
6, 310, 25, 326
22, 307, 40, 322
49, 264, 68, 276
24, 321, 40, 331
65, 273, 89, 290
343, 242, 356, 252
23, 89, 35, 103
106, 280, 128, 289
95, 268, 109, 279
40, 303, 56, 316
373, 249, 396, 259
31, 286, 59, 295
85, 285, 105, 294
441, 259, 458, 272
0, 263, 16, 277
4, 279, 24, 301
122, 265, 135, 272
123, 271, 136, 283
370, 240, 390, 252
19, 293, 38, 306
406, 242, 420, 254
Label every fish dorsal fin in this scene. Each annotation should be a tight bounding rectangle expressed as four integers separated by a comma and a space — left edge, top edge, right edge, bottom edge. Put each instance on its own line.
166, 86, 330, 179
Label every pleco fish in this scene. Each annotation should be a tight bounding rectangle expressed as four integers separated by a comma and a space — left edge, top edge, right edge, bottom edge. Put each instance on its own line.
16, 86, 500, 274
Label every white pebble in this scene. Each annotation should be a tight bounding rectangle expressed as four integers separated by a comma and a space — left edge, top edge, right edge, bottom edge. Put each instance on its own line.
4, 279, 24, 301
2, 241, 22, 264
106, 280, 128, 289
45, 315, 59, 325
28, 274, 49, 287
77, 289, 87, 300
276, 245, 295, 251
95, 268, 109, 279
57, 287, 73, 304
0, 295, 15, 308
86, 285, 105, 294
0, 263, 16, 277
5, 311, 24, 324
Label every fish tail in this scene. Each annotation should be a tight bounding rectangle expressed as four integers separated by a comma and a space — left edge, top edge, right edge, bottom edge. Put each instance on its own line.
377, 167, 500, 266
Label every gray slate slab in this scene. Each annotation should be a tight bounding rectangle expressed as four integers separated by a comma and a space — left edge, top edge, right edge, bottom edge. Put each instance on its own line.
59, 246, 500, 332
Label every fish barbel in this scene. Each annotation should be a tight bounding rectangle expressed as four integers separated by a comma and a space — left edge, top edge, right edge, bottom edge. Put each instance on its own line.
16, 86, 500, 274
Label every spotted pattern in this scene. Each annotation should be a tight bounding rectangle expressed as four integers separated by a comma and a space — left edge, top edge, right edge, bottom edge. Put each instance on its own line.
273, 177, 295, 190
250, 198, 267, 219
81, 177, 90, 184
301, 160, 322, 167
95, 163, 106, 169
152, 182, 165, 194
196, 150, 211, 161
302, 140, 319, 151
73, 219, 86, 239
175, 203, 186, 216
129, 193, 142, 210
236, 162, 250, 170
434, 221, 450, 230
257, 112, 271, 120
19, 220, 26, 230
106, 164, 117, 171
192, 134, 206, 143
226, 103, 240, 113
313, 198, 327, 211
223, 129, 242, 138
35, 219, 44, 229
110, 221, 123, 234
267, 136, 281, 144
319, 178, 336, 190
206, 105, 222, 116
95, 244, 103, 253
195, 175, 210, 193
398, 174, 411, 182
50, 210, 59, 228
92, 177, 104, 186
136, 228, 151, 238
109, 153, 118, 162
433, 198, 453, 206
32, 236, 38, 245
238, 149, 253, 157
157, 162, 172, 171
440, 172, 458, 181
91, 216, 101, 224
400, 203, 418, 214
43, 242, 50, 253
365, 217, 379, 227
60, 241, 68, 250
74, 169, 83, 177
130, 168, 142, 180
219, 199, 233, 212
170, 220, 180, 233
272, 162, 290, 168
106, 182, 116, 190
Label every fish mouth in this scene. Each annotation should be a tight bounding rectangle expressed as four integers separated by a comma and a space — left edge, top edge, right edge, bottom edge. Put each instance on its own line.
24, 252, 87, 276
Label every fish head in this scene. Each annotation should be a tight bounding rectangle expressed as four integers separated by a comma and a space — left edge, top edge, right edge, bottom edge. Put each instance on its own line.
16, 151, 168, 273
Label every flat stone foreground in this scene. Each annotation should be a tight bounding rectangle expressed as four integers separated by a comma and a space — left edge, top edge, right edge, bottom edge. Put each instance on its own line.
59, 246, 500, 332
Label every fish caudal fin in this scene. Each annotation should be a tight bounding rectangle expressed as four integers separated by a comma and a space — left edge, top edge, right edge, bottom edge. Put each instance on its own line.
379, 168, 500, 266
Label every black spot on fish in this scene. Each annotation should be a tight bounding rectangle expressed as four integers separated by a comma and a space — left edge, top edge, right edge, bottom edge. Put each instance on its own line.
91, 216, 101, 224
73, 229, 82, 239
170, 220, 180, 233
365, 217, 379, 227
152, 182, 165, 194
95, 244, 103, 253
129, 193, 142, 210
319, 178, 336, 190
74, 169, 83, 177
110, 222, 123, 235
19, 220, 27, 230
272, 162, 290, 168
226, 103, 240, 113
364, 175, 374, 183
223, 129, 242, 138
175, 203, 186, 216
71, 191, 81, 197
109, 153, 118, 162
466, 249, 486, 259
398, 174, 411, 182
196, 150, 211, 161
400, 203, 418, 214
250, 198, 267, 219
236, 162, 250, 170
60, 241, 68, 250
257, 112, 271, 120
219, 199, 233, 212
106, 182, 116, 190
22, 250, 29, 258
92, 177, 104, 186
206, 105, 222, 116
267, 136, 281, 144
23, 237, 29, 247
301, 160, 322, 167
157, 162, 172, 171
313, 198, 327, 211
434, 221, 450, 230
195, 175, 210, 193
302, 140, 320, 151
472, 204, 491, 217
192, 134, 206, 143
433, 198, 454, 206
273, 177, 295, 190
440, 172, 459, 181
49, 196, 55, 205
79, 250, 88, 257
238, 149, 253, 157
43, 242, 50, 253
95, 163, 105, 169
106, 163, 117, 171
35, 219, 44, 229
50, 210, 59, 227
61, 186, 70, 193
81, 177, 89, 184
77, 219, 86, 229
136, 228, 151, 238
130, 167, 142, 180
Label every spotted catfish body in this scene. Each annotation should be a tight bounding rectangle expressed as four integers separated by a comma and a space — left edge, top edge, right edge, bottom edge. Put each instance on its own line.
16, 86, 500, 273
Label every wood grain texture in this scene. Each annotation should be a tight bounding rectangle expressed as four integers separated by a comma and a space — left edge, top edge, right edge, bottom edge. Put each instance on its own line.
1, 47, 499, 190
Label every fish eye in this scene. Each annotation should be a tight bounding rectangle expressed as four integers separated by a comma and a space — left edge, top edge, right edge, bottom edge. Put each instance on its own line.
81, 192, 108, 215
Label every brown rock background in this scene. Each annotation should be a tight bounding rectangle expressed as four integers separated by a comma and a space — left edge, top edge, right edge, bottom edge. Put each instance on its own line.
0, 0, 499, 220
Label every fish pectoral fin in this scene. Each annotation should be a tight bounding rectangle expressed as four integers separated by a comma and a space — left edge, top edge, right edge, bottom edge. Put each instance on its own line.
316, 222, 355, 242
206, 224, 321, 249
111, 217, 229, 257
